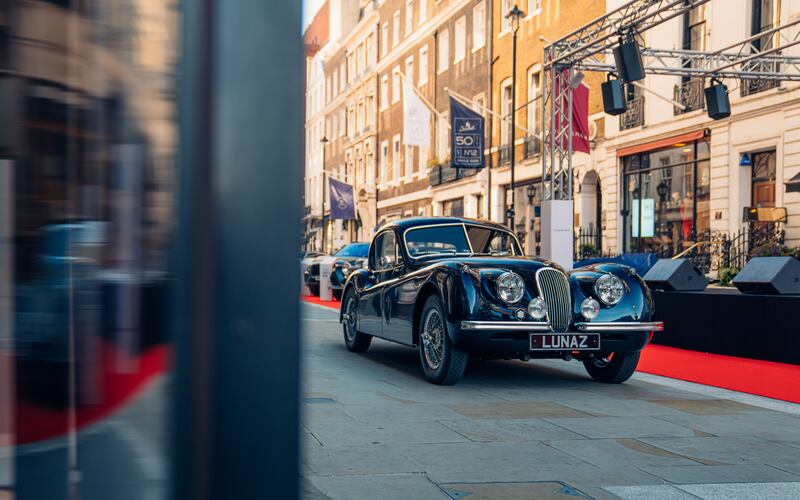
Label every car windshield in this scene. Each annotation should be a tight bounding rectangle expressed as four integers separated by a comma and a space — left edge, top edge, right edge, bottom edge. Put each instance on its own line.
466, 226, 519, 256
334, 243, 369, 257
404, 225, 472, 258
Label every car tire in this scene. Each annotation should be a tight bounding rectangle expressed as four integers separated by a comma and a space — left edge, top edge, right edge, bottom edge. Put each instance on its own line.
342, 288, 371, 353
418, 295, 468, 385
332, 289, 342, 301
583, 351, 640, 384
308, 284, 320, 296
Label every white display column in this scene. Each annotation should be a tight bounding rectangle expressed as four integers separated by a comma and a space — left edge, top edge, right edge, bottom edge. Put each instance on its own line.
541, 199, 574, 270
318, 256, 337, 301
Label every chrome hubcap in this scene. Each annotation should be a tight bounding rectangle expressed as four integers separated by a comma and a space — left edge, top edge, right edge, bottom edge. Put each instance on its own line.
344, 296, 357, 341
421, 308, 444, 370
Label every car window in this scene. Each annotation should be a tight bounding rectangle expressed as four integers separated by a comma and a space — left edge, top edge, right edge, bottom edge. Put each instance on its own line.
466, 226, 519, 256
405, 225, 471, 258
334, 243, 369, 258
371, 231, 399, 270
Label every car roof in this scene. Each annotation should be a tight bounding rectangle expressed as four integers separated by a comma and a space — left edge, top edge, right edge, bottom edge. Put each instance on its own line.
379, 217, 512, 234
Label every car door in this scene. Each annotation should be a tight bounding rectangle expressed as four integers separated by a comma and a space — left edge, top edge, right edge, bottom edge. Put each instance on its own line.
379, 231, 418, 346
357, 232, 392, 336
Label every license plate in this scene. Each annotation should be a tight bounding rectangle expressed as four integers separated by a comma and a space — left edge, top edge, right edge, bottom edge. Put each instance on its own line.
530, 334, 600, 351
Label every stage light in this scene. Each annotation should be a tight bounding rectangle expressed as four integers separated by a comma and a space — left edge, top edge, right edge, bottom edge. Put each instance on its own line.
613, 32, 645, 83
601, 76, 626, 115
705, 79, 731, 120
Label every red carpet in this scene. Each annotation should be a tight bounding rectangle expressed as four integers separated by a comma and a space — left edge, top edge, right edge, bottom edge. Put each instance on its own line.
639, 344, 800, 404
301, 295, 800, 404
302, 295, 340, 309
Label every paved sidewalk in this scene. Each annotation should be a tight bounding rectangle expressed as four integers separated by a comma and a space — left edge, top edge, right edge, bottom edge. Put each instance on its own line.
299, 303, 800, 500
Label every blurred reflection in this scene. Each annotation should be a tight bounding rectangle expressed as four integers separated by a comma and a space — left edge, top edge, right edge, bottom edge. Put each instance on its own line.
1, 0, 178, 499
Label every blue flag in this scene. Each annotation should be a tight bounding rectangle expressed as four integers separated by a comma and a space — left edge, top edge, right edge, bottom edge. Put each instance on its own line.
328, 177, 356, 220
450, 97, 485, 169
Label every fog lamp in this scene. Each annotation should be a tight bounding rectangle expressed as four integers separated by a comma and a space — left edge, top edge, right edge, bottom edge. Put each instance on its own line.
527, 297, 548, 320
581, 298, 600, 320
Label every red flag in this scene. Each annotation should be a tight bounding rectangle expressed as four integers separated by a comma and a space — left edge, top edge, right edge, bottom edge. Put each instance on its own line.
571, 83, 591, 154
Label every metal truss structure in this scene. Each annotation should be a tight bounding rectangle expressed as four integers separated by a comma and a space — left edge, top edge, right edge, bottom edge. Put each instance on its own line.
541, 0, 800, 201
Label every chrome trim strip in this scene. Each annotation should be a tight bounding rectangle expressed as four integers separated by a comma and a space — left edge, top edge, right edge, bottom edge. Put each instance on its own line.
460, 321, 552, 332
460, 321, 664, 333
575, 322, 664, 332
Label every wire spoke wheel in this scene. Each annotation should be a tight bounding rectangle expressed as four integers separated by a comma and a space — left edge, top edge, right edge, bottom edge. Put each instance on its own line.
421, 308, 444, 370
344, 295, 357, 342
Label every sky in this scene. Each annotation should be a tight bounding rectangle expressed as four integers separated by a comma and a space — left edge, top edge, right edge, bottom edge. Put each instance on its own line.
303, 0, 326, 31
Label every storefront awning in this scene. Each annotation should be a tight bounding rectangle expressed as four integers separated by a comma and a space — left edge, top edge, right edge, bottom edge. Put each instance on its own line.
616, 129, 708, 158
787, 172, 800, 193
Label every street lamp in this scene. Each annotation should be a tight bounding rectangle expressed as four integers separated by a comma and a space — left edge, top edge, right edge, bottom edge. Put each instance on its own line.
526, 183, 537, 204
320, 135, 329, 253
506, 4, 525, 231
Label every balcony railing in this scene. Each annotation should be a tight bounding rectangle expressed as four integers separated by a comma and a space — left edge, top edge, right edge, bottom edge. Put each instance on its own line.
428, 160, 479, 186
524, 135, 541, 159
741, 59, 781, 97
498, 143, 511, 165
619, 96, 645, 131
673, 79, 705, 115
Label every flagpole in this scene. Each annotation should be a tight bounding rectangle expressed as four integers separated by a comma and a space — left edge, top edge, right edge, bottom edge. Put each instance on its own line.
399, 72, 450, 130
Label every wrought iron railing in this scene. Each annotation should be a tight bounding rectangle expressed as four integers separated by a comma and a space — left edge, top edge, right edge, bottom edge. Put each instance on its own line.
646, 222, 786, 275
524, 135, 541, 159
573, 226, 617, 262
673, 79, 705, 115
428, 160, 479, 186
619, 96, 645, 131
741, 59, 781, 97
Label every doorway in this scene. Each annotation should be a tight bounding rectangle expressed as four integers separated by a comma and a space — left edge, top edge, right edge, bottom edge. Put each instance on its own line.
751, 150, 777, 209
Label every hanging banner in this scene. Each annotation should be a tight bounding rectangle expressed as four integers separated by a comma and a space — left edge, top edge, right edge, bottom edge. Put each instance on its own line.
449, 96, 485, 169
571, 82, 591, 154
554, 71, 591, 154
328, 178, 356, 220
402, 81, 431, 147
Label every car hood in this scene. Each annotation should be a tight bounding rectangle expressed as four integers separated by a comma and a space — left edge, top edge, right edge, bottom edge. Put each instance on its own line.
414, 255, 562, 275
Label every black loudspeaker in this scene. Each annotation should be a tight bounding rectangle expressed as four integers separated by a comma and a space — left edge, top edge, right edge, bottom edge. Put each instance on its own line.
732, 257, 800, 295
602, 79, 627, 115
613, 36, 645, 83
705, 83, 731, 120
643, 258, 708, 292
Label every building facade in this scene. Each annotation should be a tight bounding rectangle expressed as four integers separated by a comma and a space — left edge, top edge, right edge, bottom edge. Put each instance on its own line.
589, 0, 800, 257
302, 0, 800, 260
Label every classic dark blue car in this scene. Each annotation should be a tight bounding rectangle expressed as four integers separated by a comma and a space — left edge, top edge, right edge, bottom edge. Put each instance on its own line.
339, 217, 662, 385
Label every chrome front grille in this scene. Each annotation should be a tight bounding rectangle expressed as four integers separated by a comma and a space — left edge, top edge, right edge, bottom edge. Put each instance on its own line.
535, 268, 572, 333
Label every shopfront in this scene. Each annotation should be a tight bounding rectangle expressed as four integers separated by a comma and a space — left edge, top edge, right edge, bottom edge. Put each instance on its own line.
620, 131, 710, 255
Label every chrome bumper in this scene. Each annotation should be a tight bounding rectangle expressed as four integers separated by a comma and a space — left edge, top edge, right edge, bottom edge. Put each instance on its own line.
460, 320, 663, 333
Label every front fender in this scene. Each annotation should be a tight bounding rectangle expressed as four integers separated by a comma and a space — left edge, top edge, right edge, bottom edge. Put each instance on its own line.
568, 264, 655, 323
338, 269, 369, 322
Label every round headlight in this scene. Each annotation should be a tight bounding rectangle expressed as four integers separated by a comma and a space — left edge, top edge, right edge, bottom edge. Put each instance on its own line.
581, 298, 600, 320
527, 297, 548, 320
496, 272, 526, 304
594, 274, 625, 305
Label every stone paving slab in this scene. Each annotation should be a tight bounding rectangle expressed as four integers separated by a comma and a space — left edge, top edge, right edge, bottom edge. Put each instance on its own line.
646, 398, 768, 415
547, 438, 703, 467
305, 417, 470, 447
542, 416, 698, 439
640, 464, 800, 484
303, 444, 423, 476
438, 417, 587, 442
678, 481, 800, 499
604, 484, 699, 500
447, 401, 593, 419
638, 436, 800, 465
440, 481, 591, 499
307, 473, 450, 500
